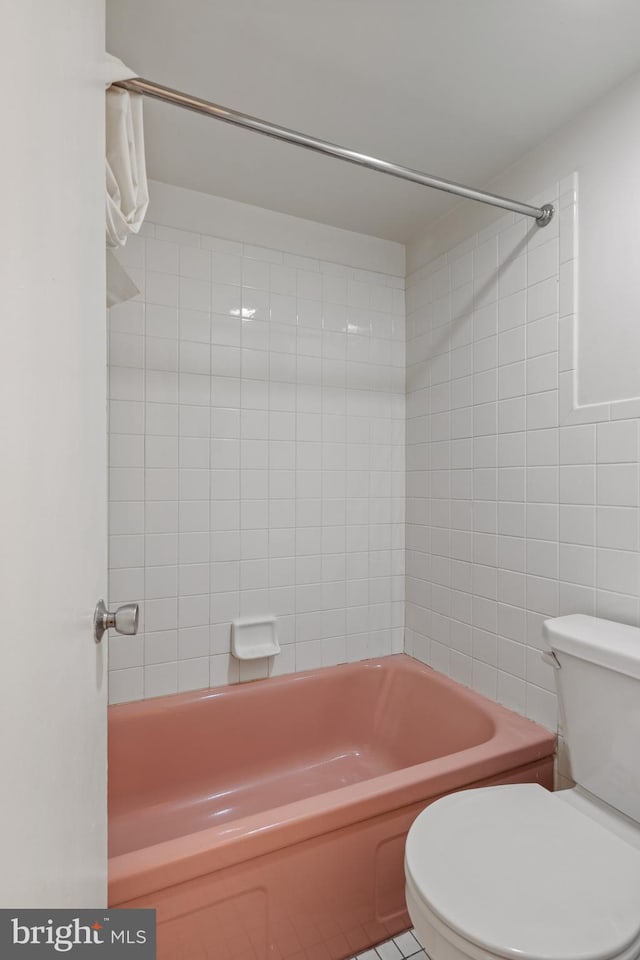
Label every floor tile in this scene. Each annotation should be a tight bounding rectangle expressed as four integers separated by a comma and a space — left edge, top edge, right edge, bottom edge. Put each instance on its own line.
393, 930, 423, 956
376, 941, 403, 960
349, 929, 429, 960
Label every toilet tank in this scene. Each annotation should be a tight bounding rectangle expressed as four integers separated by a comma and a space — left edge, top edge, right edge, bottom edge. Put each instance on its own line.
544, 614, 640, 824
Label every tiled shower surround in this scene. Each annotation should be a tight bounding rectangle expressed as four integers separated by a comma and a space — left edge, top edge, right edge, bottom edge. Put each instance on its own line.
108, 223, 405, 702
405, 176, 640, 732
109, 176, 640, 721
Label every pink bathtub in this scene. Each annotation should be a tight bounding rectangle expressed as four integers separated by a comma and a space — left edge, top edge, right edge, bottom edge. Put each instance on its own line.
108, 654, 555, 959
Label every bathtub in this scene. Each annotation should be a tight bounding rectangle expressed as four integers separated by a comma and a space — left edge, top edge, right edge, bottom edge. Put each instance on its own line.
108, 654, 555, 959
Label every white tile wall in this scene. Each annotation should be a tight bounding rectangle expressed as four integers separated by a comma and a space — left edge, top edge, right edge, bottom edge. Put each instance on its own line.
405, 175, 640, 732
108, 176, 640, 723
108, 223, 405, 702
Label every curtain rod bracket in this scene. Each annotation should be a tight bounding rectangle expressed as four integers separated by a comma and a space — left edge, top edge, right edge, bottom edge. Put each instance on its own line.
535, 204, 555, 228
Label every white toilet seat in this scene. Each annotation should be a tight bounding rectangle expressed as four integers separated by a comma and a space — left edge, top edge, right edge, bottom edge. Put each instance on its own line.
406, 875, 640, 960
405, 784, 640, 960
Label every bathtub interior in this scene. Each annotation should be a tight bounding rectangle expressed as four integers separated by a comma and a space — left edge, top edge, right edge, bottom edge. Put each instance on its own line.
108, 656, 498, 856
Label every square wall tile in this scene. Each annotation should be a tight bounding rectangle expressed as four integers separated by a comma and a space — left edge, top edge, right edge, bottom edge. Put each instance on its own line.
109, 222, 406, 702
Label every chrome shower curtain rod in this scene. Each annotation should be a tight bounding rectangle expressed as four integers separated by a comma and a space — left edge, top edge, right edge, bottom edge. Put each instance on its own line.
113, 77, 554, 227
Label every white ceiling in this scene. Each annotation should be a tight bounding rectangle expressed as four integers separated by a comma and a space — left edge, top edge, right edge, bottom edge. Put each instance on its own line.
107, 0, 640, 243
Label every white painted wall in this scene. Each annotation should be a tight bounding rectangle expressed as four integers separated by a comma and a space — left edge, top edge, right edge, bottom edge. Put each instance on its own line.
408, 69, 640, 409
0, 1, 107, 904
108, 182, 405, 702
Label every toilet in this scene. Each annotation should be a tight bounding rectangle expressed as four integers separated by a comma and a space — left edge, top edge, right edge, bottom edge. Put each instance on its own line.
405, 615, 640, 960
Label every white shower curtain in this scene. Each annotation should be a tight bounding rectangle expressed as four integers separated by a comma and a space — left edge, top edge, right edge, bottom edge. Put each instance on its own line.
104, 54, 149, 307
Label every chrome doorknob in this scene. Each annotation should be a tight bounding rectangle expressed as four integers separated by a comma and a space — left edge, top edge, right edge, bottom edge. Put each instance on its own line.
93, 599, 139, 644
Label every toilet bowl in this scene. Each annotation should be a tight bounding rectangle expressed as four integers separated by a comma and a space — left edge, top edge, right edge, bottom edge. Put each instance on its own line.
404, 615, 640, 960
406, 783, 640, 960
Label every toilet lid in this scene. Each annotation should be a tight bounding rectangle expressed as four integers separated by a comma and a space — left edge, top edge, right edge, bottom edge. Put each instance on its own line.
405, 784, 640, 960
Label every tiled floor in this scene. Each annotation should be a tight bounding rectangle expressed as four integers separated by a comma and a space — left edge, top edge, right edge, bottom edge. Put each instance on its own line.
349, 928, 429, 960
